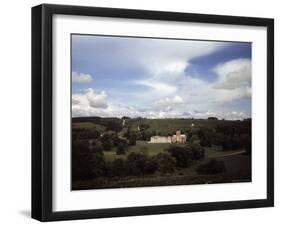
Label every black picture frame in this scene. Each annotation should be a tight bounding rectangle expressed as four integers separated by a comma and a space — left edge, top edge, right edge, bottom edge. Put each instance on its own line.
32, 3, 274, 222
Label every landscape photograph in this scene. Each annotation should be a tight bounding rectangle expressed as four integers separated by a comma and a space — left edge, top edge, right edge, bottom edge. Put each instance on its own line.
71, 34, 252, 190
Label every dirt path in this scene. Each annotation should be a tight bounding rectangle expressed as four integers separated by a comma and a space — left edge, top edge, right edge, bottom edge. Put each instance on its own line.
215, 150, 246, 158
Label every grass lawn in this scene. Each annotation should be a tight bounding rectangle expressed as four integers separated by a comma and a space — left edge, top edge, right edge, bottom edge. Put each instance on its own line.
129, 141, 176, 155
103, 140, 185, 162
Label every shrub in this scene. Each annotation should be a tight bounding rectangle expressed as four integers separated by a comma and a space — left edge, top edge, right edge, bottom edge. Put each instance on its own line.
196, 159, 226, 174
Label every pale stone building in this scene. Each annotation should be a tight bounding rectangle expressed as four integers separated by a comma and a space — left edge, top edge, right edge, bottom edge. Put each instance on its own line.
149, 130, 187, 144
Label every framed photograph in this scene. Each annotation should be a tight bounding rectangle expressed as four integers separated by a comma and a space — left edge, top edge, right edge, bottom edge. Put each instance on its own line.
32, 4, 274, 221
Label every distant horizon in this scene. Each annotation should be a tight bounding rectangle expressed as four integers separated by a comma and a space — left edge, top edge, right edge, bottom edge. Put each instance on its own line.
72, 35, 252, 120
72, 115, 252, 121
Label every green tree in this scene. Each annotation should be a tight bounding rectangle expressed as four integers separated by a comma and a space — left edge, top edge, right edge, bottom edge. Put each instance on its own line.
102, 140, 113, 151
72, 140, 106, 180
110, 159, 126, 177
116, 143, 127, 155
196, 159, 226, 174
189, 143, 205, 160
143, 157, 159, 174
167, 145, 192, 168
156, 153, 176, 174
91, 141, 103, 155
190, 134, 200, 144
129, 131, 137, 145
127, 152, 148, 175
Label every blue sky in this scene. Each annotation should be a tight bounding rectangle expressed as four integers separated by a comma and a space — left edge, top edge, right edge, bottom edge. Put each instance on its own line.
72, 35, 252, 120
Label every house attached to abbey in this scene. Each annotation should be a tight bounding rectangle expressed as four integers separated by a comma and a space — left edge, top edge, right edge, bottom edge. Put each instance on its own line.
149, 130, 187, 144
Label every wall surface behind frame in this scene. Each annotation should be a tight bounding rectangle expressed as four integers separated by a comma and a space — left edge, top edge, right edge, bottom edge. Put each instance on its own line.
0, 0, 279, 225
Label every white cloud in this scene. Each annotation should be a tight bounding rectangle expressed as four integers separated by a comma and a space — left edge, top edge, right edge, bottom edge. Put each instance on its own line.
136, 40, 225, 75
213, 58, 251, 90
72, 86, 250, 120
213, 86, 252, 103
132, 42, 225, 102
135, 80, 178, 99
72, 102, 250, 120
210, 58, 252, 103
72, 98, 80, 105
86, 88, 108, 109
72, 88, 108, 118
152, 95, 184, 111
72, 71, 92, 83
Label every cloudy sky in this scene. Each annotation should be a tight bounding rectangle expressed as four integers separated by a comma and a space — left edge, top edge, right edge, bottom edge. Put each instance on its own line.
72, 35, 251, 120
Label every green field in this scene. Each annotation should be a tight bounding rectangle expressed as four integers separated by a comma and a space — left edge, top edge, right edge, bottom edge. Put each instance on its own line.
126, 118, 241, 135
103, 141, 184, 162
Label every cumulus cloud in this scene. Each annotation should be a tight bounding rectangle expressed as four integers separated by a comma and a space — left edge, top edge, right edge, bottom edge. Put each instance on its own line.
72, 71, 92, 83
85, 88, 108, 109
72, 88, 108, 119
72, 98, 80, 105
211, 58, 252, 103
132, 41, 225, 101
213, 59, 251, 90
